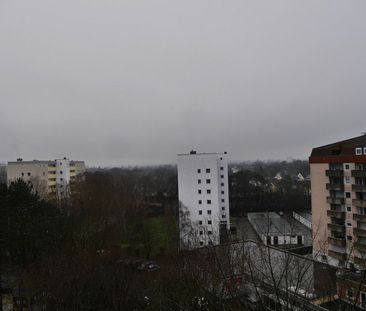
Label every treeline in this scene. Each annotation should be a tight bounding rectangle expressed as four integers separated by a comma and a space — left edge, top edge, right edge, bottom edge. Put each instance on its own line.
90, 159, 310, 215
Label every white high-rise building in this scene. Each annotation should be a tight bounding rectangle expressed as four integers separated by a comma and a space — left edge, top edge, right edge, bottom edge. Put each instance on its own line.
177, 151, 230, 249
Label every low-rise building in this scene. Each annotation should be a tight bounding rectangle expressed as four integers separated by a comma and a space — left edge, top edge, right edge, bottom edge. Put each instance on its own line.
248, 212, 312, 247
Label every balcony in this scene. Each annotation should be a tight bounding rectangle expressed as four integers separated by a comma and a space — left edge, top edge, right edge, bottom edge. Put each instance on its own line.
328, 237, 346, 247
352, 170, 366, 178
354, 256, 366, 268
326, 170, 344, 177
353, 199, 366, 208
353, 214, 366, 222
326, 183, 344, 191
328, 223, 345, 233
354, 228, 366, 237
354, 242, 366, 252
328, 249, 347, 261
327, 197, 345, 205
352, 184, 366, 192
327, 210, 345, 218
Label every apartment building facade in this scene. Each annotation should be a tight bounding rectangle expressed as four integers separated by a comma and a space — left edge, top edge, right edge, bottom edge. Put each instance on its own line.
7, 158, 85, 199
310, 135, 366, 268
177, 151, 230, 249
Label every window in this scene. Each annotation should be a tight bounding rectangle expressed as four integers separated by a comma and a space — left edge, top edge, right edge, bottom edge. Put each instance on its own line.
345, 164, 350, 170
208, 231, 212, 235
199, 221, 203, 225
220, 157, 223, 160
27, 172, 31, 176
206, 179, 211, 184
197, 169, 201, 173
199, 231, 203, 235
347, 222, 352, 227
198, 189, 202, 194
345, 176, 351, 184
198, 179, 201, 184
221, 199, 225, 203
222, 214, 226, 219
221, 190, 224, 194
21, 172, 24, 176
206, 168, 210, 173
356, 147, 362, 155
60, 178, 63, 181
198, 200, 202, 205
346, 192, 351, 198
364, 148, 366, 155
207, 199, 211, 204
266, 236, 271, 245
221, 183, 224, 186
207, 210, 212, 215
347, 206, 352, 212
220, 175, 224, 178
208, 220, 212, 225
208, 241, 213, 245
220, 166, 224, 170
297, 235, 303, 244
273, 236, 278, 245
200, 241, 204, 246
60, 171, 63, 174
347, 287, 354, 300
222, 207, 225, 210
347, 235, 352, 241
207, 189, 211, 194
199, 210, 202, 215
360, 292, 366, 308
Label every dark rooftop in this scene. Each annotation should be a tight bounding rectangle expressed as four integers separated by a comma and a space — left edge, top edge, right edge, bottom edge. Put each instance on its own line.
310, 135, 366, 158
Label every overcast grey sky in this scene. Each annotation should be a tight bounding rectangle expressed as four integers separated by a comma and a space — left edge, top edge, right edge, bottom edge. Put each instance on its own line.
1, 0, 366, 166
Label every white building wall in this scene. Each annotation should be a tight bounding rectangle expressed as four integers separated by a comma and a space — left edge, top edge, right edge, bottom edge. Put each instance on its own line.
178, 152, 230, 249
55, 158, 71, 198
7, 161, 49, 196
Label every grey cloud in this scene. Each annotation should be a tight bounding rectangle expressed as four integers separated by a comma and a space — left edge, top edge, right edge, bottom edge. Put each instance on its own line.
1, 0, 366, 166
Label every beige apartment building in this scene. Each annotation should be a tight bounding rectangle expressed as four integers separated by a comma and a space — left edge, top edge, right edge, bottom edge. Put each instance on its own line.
310, 135, 366, 268
7, 158, 85, 199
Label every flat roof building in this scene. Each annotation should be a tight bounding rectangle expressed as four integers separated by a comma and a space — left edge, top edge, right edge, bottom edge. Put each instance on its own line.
7, 158, 85, 199
248, 212, 312, 247
177, 151, 230, 249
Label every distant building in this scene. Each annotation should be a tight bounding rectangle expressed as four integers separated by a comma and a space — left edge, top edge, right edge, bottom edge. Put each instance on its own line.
248, 212, 312, 247
274, 172, 283, 181
7, 158, 85, 199
177, 151, 230, 249
297, 173, 305, 182
310, 134, 366, 268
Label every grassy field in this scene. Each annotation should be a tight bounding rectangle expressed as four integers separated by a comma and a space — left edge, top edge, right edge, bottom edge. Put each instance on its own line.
121, 216, 178, 258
